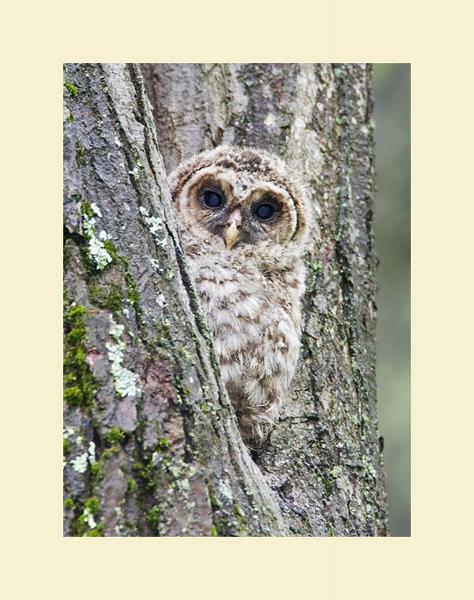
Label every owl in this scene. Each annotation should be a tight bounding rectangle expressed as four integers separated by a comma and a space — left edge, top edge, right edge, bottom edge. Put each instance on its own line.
169, 145, 310, 445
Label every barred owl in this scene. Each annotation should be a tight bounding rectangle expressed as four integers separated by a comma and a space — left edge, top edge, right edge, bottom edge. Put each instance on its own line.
170, 145, 310, 445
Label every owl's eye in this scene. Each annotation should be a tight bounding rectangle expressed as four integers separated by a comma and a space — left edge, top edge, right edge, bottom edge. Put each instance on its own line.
254, 202, 276, 220
202, 189, 224, 209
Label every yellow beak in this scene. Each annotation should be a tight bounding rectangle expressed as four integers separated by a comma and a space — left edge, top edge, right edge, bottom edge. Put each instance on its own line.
224, 222, 242, 250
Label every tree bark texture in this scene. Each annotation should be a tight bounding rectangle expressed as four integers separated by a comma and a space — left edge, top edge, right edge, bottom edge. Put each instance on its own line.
64, 62, 388, 536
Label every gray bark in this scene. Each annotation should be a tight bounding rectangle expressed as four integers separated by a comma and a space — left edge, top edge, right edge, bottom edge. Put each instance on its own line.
63, 62, 388, 536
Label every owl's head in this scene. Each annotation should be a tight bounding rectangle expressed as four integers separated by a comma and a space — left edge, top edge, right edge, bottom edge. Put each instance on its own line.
169, 145, 309, 251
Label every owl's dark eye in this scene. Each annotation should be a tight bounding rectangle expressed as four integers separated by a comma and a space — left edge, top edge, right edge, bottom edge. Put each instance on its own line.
254, 202, 276, 220
202, 189, 224, 209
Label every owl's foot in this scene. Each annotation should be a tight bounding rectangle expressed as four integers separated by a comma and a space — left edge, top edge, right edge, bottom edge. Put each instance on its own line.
237, 407, 279, 449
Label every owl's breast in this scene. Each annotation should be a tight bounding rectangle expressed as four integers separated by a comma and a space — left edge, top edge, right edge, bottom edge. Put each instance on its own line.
189, 253, 303, 387
191, 257, 266, 341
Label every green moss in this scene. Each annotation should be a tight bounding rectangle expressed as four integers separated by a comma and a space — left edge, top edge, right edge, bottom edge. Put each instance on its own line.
157, 437, 170, 452
89, 283, 124, 314
71, 214, 142, 322
125, 272, 139, 307
84, 240, 142, 321
210, 525, 218, 536
132, 458, 156, 492
147, 505, 160, 532
63, 438, 71, 455
81, 229, 141, 317
101, 445, 120, 461
64, 386, 83, 405
107, 428, 126, 444
90, 461, 102, 482
73, 517, 87, 536
64, 497, 75, 510
65, 81, 78, 97
127, 479, 137, 493
308, 260, 323, 273
81, 200, 94, 220
63, 301, 96, 408
84, 497, 100, 514
72, 497, 101, 536
85, 526, 104, 537
103, 239, 120, 263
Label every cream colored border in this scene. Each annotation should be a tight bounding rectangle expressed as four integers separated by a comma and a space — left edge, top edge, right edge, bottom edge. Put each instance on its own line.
6, 0, 472, 598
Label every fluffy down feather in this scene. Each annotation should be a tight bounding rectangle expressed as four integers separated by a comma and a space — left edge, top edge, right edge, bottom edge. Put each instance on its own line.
170, 145, 310, 444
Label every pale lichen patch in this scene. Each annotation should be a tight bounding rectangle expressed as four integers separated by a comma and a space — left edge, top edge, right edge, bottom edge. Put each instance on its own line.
90, 203, 102, 217
88, 441, 96, 465
71, 451, 89, 474
83, 507, 97, 529
63, 427, 75, 439
129, 166, 140, 181
106, 315, 141, 398
82, 211, 112, 271
139, 206, 165, 237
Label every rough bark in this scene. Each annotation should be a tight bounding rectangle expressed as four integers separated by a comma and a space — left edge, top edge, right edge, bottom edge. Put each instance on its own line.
63, 62, 388, 537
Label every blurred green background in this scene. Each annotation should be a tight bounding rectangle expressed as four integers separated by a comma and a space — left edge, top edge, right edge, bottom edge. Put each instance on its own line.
373, 64, 411, 536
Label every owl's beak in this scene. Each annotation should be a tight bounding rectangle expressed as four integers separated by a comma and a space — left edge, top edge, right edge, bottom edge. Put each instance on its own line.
224, 210, 242, 250
224, 222, 242, 250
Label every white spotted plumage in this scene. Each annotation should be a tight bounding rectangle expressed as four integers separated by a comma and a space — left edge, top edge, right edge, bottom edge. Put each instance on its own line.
170, 145, 310, 444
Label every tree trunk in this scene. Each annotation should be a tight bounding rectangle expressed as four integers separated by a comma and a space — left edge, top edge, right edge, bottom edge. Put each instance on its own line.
63, 62, 388, 536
